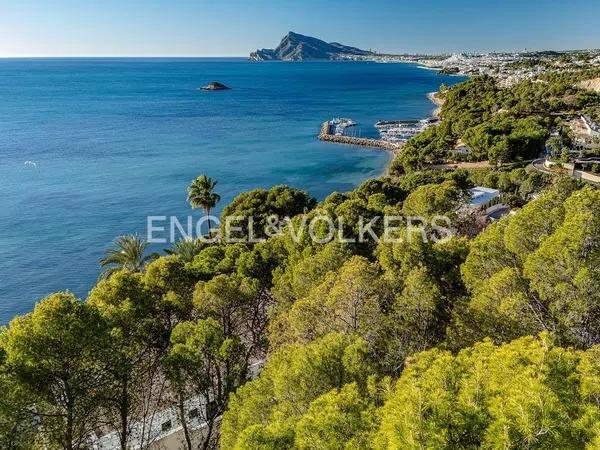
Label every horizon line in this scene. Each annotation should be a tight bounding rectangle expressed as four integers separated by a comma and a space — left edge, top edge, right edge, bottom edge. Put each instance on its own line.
1, 47, 598, 59
0, 54, 249, 59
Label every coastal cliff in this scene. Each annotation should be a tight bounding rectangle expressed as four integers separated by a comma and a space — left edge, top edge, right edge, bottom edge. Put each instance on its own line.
250, 31, 373, 61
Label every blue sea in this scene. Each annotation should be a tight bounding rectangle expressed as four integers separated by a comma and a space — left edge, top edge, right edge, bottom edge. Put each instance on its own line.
0, 58, 465, 323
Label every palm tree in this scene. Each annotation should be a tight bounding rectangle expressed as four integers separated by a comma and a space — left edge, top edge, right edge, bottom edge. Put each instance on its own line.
187, 175, 220, 235
165, 238, 204, 263
99, 235, 156, 279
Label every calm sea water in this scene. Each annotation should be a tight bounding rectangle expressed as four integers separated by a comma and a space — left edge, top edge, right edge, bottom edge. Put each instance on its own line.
0, 58, 465, 323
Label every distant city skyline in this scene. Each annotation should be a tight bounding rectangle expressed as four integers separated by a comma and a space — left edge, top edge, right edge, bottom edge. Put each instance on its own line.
1, 0, 599, 57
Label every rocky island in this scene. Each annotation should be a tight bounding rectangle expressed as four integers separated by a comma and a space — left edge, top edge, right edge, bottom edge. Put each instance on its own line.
200, 81, 230, 91
250, 31, 373, 61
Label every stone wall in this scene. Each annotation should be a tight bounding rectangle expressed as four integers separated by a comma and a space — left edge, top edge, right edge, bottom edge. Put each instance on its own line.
544, 160, 600, 184
318, 121, 402, 154
574, 169, 600, 184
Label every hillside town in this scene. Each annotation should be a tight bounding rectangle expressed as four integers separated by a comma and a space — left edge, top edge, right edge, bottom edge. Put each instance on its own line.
345, 49, 600, 86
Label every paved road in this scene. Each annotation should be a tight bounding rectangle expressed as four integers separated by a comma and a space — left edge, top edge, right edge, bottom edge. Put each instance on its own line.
530, 158, 600, 185
531, 158, 557, 175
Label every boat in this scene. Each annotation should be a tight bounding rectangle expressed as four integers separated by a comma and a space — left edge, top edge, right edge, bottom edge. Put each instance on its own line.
329, 117, 357, 136
375, 117, 437, 143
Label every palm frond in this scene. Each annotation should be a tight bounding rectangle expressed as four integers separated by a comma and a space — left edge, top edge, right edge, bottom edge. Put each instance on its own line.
99, 234, 153, 279
187, 174, 220, 212
165, 239, 205, 263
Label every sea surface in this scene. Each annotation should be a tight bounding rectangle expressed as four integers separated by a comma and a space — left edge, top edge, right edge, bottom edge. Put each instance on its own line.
0, 58, 466, 323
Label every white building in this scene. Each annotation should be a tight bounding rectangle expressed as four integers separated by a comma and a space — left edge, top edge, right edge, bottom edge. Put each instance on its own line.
452, 140, 471, 155
467, 186, 501, 211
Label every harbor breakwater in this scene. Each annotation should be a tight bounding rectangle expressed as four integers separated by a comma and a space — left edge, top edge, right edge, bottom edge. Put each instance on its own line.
318, 122, 402, 153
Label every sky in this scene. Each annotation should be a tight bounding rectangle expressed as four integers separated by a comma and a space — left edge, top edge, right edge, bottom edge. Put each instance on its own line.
0, 0, 599, 57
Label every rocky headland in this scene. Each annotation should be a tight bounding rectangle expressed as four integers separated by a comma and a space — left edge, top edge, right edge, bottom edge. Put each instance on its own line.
250, 31, 373, 61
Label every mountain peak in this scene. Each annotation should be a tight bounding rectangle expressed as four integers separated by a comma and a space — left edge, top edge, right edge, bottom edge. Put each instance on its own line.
250, 32, 372, 61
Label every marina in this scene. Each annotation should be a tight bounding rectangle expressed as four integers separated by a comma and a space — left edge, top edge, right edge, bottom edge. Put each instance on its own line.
318, 120, 402, 153
318, 114, 437, 152
375, 117, 437, 143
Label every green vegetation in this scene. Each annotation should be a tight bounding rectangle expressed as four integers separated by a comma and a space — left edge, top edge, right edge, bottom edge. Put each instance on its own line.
1, 293, 110, 450
2, 167, 595, 448
391, 69, 600, 172
188, 174, 221, 234
376, 334, 600, 449
220, 333, 377, 450
220, 185, 316, 240
224, 333, 600, 449
165, 238, 205, 263
0, 164, 584, 447
221, 178, 600, 450
462, 115, 549, 164
99, 234, 156, 279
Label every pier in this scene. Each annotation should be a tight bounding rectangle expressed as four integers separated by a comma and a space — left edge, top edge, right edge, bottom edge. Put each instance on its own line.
318, 121, 402, 153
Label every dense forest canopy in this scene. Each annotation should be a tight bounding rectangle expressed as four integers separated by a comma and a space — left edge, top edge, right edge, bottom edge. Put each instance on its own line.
221, 178, 600, 450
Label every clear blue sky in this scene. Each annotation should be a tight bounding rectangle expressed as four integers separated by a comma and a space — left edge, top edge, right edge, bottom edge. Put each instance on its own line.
1, 0, 599, 56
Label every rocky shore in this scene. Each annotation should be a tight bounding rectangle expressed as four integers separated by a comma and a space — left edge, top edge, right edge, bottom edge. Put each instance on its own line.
427, 91, 444, 117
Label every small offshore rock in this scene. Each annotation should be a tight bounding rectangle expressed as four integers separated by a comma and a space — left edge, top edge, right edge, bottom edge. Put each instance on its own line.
200, 81, 230, 91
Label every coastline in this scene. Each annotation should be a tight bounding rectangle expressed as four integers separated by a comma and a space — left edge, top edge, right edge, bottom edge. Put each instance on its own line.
0, 60, 461, 322
427, 91, 444, 118
382, 88, 443, 175
377, 63, 465, 174
317, 86, 447, 179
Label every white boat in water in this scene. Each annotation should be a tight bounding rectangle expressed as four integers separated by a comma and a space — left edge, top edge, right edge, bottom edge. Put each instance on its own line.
375, 117, 436, 142
330, 117, 357, 136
